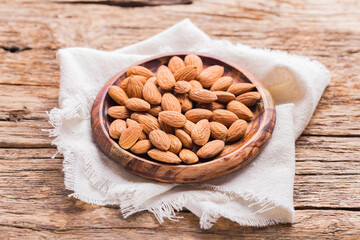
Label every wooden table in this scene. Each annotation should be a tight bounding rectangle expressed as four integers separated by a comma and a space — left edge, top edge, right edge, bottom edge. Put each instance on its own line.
1, 0, 359, 238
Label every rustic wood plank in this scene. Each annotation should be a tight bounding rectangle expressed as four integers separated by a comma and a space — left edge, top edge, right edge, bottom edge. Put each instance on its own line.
0, 210, 359, 239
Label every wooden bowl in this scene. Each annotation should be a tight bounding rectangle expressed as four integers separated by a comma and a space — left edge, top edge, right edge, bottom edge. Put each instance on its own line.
91, 53, 276, 183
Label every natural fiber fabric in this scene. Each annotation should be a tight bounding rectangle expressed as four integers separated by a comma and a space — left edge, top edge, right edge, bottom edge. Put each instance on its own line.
48, 19, 330, 229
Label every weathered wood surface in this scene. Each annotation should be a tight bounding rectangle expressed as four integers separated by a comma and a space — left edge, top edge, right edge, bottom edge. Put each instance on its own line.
0, 0, 359, 238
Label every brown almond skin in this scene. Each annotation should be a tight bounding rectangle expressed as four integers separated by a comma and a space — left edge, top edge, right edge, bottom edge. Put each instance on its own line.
130, 140, 152, 155
227, 119, 248, 142
126, 118, 147, 140
173, 81, 191, 94
108, 86, 128, 105
119, 125, 143, 149
125, 98, 151, 112
126, 76, 144, 98
199, 65, 224, 88
176, 94, 193, 112
121, 75, 147, 91
147, 149, 181, 164
188, 89, 218, 103
227, 100, 253, 120
168, 56, 185, 74
210, 76, 233, 91
158, 111, 187, 128
184, 54, 203, 78
159, 118, 174, 134
210, 122, 228, 141
147, 77, 158, 86
161, 93, 182, 112
137, 115, 160, 134
189, 80, 203, 90
143, 82, 162, 105
147, 105, 162, 117
235, 92, 261, 107
179, 149, 199, 164
191, 119, 210, 146
185, 108, 212, 123
211, 109, 239, 127
174, 65, 197, 82
108, 106, 131, 119
175, 129, 194, 149
167, 134, 182, 154
149, 130, 171, 151
197, 140, 225, 159
109, 119, 127, 139
156, 65, 176, 90
127, 66, 154, 79
227, 83, 255, 96
196, 102, 225, 111
182, 120, 196, 135
213, 91, 235, 103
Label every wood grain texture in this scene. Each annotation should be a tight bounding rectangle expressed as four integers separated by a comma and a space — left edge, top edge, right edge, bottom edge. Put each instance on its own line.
91, 53, 276, 182
0, 0, 359, 238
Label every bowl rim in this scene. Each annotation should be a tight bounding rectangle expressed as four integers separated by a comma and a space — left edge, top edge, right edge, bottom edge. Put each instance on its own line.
91, 52, 276, 182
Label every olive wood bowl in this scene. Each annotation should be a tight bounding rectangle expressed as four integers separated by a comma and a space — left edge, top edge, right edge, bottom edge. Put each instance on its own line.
91, 52, 276, 183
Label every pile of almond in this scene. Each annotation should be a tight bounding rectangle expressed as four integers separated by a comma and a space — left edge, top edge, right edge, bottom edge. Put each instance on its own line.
107, 54, 261, 164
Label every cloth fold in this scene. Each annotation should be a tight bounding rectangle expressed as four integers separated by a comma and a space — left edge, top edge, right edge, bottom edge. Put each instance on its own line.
48, 19, 330, 229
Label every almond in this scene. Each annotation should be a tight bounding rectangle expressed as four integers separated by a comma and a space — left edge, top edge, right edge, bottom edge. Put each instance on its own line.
156, 65, 176, 90
184, 54, 203, 78
158, 111, 187, 128
227, 83, 255, 96
227, 100, 253, 120
161, 93, 181, 112
137, 114, 160, 134
125, 98, 151, 112
196, 102, 225, 111
126, 118, 147, 140
147, 149, 181, 164
209, 122, 228, 141
159, 118, 174, 134
188, 89, 217, 103
185, 108, 212, 123
211, 109, 239, 127
235, 92, 261, 107
210, 76, 233, 91
130, 112, 148, 122
213, 91, 235, 103
197, 140, 225, 159
189, 80, 203, 90
130, 140, 152, 154
120, 75, 147, 91
109, 119, 127, 139
147, 105, 162, 117
149, 130, 171, 151
108, 86, 128, 105
227, 119, 248, 142
127, 66, 154, 79
176, 94, 193, 112
126, 76, 144, 98
173, 81, 191, 94
168, 56, 185, 74
167, 134, 182, 154
147, 77, 158, 86
182, 120, 195, 135
191, 119, 210, 146
143, 82, 162, 105
120, 77, 130, 91
179, 149, 199, 164
119, 125, 143, 149
175, 129, 194, 149
199, 65, 224, 88
108, 106, 131, 119
174, 65, 197, 82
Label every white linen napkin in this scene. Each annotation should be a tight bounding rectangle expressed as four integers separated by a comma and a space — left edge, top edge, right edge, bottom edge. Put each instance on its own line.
48, 19, 330, 229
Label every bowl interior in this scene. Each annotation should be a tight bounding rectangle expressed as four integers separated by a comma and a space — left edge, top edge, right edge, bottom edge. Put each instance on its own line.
92, 53, 275, 182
